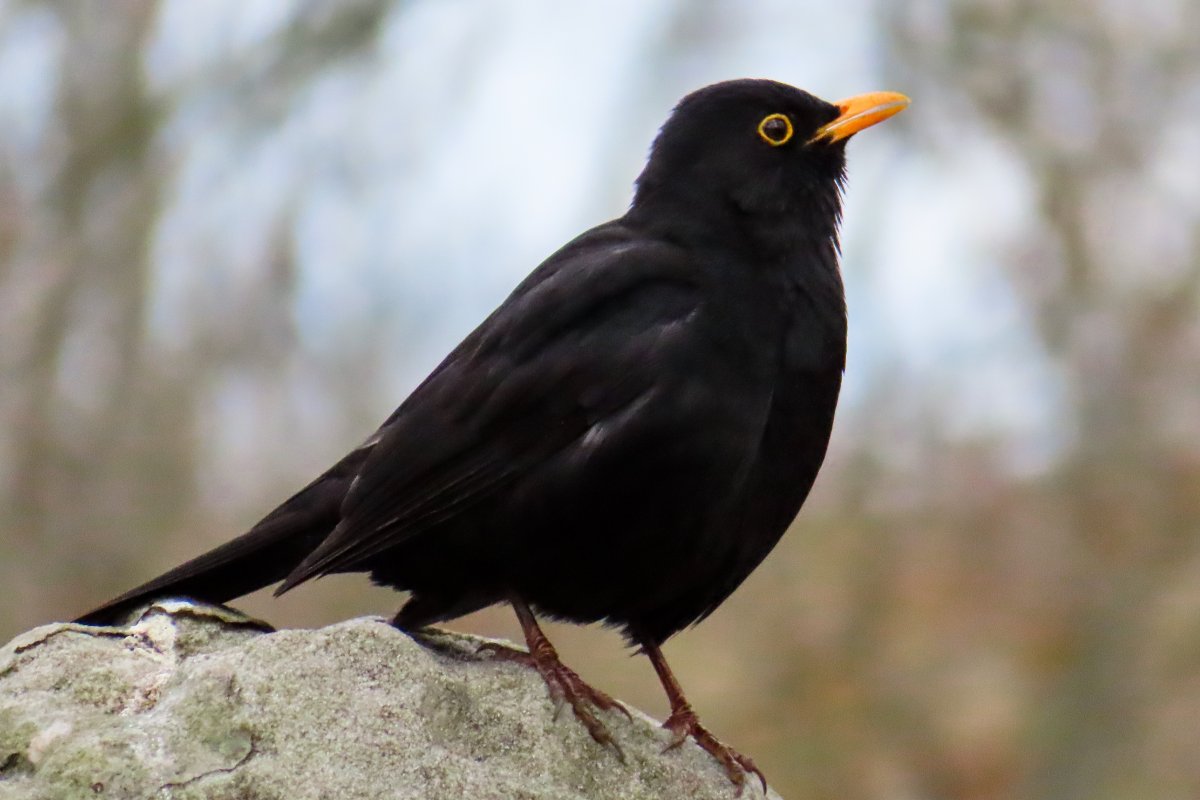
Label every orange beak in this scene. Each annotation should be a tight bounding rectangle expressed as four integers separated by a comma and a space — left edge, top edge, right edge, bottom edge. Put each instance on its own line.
808, 91, 910, 144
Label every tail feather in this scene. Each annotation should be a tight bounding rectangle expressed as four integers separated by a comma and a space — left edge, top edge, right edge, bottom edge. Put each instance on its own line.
75, 449, 367, 626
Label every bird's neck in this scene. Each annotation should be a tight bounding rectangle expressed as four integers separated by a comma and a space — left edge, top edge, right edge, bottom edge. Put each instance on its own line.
625, 186, 845, 288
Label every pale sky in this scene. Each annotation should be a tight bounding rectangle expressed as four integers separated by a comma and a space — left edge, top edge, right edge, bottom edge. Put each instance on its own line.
1, 0, 1069, 481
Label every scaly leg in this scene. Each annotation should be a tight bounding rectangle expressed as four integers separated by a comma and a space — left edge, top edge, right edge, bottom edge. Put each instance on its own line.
642, 640, 767, 795
479, 596, 629, 757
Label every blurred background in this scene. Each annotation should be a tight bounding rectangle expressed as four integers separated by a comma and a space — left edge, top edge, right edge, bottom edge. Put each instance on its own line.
2, 1, 1198, 798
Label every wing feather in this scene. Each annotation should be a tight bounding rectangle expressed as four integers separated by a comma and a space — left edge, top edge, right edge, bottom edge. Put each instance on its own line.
277, 225, 701, 593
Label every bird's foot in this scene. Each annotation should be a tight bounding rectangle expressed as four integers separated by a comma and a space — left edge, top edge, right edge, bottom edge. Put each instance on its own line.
662, 705, 767, 796
479, 640, 629, 758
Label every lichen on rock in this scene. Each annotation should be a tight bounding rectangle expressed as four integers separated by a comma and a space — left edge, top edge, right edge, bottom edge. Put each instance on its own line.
0, 602, 782, 799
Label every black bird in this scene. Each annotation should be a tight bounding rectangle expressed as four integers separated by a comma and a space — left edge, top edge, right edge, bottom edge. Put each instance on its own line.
78, 79, 908, 792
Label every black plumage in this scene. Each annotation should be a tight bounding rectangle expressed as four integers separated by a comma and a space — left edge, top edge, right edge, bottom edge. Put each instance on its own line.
77, 79, 908, 791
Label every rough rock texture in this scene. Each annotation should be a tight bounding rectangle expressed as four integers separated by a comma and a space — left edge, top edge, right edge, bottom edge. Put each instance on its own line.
0, 602, 781, 799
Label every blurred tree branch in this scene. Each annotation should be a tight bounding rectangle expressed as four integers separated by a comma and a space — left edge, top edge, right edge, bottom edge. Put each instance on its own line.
0, 0, 395, 631
874, 1, 1200, 798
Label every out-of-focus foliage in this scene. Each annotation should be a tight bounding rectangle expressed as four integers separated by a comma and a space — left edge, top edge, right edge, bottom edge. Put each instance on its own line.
1, 1, 1197, 799
0, 0, 397, 638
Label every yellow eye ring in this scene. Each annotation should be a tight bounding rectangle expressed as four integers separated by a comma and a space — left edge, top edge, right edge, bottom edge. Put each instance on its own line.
757, 113, 793, 146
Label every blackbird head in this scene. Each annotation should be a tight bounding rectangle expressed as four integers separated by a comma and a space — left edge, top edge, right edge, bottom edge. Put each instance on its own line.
631, 79, 908, 244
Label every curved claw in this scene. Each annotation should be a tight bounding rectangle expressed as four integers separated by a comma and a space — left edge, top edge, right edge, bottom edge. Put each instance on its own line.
478, 639, 626, 761
662, 708, 767, 796
661, 727, 689, 753
640, 639, 769, 794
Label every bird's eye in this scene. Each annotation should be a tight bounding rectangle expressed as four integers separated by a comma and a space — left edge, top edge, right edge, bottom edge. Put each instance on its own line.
757, 113, 793, 146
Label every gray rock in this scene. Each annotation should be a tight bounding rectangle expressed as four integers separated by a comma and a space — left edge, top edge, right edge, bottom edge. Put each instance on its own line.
0, 602, 781, 799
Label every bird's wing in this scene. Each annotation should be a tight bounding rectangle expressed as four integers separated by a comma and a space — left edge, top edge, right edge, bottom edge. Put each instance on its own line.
276, 225, 708, 592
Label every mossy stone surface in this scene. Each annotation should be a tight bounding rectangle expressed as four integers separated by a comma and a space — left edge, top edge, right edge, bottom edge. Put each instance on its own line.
0, 602, 782, 799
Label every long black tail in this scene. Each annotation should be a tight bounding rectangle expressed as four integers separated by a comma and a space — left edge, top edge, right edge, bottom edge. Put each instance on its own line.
75, 449, 367, 626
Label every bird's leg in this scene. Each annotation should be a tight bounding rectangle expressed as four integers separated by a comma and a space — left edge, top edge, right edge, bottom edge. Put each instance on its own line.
642, 640, 767, 795
478, 596, 628, 756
